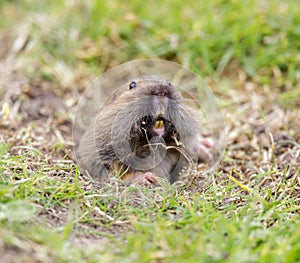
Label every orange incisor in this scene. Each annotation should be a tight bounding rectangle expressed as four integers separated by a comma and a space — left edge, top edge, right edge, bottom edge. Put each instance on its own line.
155, 120, 164, 129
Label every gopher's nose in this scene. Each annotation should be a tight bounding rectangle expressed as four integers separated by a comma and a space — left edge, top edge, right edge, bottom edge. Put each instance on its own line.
154, 91, 168, 96
153, 84, 171, 97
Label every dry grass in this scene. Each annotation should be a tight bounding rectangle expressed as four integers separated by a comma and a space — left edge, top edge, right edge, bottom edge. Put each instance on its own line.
0, 1, 300, 262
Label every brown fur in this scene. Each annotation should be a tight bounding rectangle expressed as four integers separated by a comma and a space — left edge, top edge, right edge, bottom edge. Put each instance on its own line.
77, 76, 206, 183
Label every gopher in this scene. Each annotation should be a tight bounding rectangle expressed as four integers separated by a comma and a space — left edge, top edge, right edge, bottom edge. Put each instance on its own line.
77, 76, 213, 184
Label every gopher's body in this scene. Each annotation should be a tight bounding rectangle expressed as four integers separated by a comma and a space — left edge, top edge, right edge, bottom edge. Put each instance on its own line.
77, 76, 212, 183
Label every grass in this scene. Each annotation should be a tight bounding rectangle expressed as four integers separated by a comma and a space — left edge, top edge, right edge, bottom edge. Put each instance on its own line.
1, 143, 299, 262
1, 0, 299, 84
0, 0, 300, 262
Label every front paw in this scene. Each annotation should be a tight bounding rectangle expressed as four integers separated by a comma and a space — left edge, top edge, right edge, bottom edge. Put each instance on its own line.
187, 136, 214, 162
132, 172, 159, 185
123, 171, 159, 185
197, 137, 214, 162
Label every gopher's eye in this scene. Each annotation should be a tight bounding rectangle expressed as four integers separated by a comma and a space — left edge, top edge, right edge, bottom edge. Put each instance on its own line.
129, 81, 136, 90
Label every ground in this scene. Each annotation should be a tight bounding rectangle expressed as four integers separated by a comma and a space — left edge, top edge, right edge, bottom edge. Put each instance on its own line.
0, 1, 299, 262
